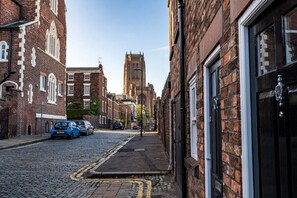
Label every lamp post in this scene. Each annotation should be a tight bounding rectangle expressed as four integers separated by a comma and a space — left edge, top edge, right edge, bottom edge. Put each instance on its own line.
134, 68, 143, 136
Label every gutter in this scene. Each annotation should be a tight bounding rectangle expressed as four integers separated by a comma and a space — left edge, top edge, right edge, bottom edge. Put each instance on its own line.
178, 0, 187, 197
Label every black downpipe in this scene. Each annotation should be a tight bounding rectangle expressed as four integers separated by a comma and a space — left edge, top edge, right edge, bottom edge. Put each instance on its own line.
178, 0, 187, 197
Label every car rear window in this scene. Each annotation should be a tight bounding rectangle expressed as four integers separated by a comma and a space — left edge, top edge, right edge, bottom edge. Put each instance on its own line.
54, 122, 69, 129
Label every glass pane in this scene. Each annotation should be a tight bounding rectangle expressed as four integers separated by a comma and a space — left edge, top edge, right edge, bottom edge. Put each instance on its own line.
284, 7, 297, 64
257, 25, 276, 76
211, 71, 216, 97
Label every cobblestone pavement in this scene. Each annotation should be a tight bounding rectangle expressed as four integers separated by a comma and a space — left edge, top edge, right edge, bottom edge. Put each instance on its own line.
0, 131, 132, 198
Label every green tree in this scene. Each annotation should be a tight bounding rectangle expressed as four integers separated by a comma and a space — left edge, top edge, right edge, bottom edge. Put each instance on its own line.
136, 104, 150, 124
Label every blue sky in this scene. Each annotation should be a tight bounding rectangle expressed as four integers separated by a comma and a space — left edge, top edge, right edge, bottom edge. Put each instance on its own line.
65, 0, 169, 96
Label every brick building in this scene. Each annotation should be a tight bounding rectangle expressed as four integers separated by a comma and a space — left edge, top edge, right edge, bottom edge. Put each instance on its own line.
123, 52, 156, 117
66, 64, 108, 128
0, 0, 67, 138
107, 92, 120, 129
160, 0, 297, 197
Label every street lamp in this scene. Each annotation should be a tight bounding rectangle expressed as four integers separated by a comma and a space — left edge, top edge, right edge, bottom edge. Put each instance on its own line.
134, 68, 143, 136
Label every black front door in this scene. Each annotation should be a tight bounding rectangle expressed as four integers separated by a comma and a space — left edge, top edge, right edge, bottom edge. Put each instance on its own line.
209, 60, 223, 198
0, 108, 9, 140
249, 1, 297, 197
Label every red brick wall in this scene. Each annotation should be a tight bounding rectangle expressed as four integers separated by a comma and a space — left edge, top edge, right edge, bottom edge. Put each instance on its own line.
0, 0, 20, 24
0, 0, 67, 137
166, 0, 255, 197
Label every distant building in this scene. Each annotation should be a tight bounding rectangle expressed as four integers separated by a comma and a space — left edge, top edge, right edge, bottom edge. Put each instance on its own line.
0, 0, 67, 138
66, 64, 108, 128
123, 52, 156, 117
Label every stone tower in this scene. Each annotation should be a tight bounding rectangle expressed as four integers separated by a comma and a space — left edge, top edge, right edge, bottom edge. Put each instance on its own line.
123, 52, 146, 97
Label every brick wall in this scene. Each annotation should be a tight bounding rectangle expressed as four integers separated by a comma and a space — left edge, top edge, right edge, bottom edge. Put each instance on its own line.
0, 0, 67, 137
165, 0, 254, 197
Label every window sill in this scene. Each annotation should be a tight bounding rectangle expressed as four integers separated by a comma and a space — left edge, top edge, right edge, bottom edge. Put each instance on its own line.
0, 59, 8, 62
40, 89, 46, 92
67, 94, 74, 96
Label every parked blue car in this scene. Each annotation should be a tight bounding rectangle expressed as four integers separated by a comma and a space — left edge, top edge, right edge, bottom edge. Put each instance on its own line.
50, 120, 80, 139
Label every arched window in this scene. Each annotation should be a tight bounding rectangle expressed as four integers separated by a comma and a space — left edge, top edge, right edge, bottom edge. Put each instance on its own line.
28, 84, 33, 104
46, 21, 60, 60
0, 41, 9, 62
50, 0, 58, 15
48, 73, 57, 104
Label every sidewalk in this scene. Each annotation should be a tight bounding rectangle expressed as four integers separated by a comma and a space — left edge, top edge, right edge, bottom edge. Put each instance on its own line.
84, 133, 177, 198
0, 133, 51, 150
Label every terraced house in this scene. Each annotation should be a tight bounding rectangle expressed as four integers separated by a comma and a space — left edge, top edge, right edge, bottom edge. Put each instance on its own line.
0, 0, 67, 138
159, 0, 297, 197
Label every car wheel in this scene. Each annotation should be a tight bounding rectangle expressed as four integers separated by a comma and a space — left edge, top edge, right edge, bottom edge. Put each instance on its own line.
68, 132, 73, 139
77, 133, 80, 138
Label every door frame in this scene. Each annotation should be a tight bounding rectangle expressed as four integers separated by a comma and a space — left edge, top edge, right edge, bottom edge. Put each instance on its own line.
238, 0, 274, 197
204, 45, 220, 198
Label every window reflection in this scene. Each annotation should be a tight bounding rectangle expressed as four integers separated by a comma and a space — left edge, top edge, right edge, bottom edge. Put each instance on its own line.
284, 7, 297, 64
257, 25, 276, 76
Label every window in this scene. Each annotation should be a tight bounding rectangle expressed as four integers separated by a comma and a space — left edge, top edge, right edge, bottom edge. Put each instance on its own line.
84, 73, 90, 81
28, 84, 33, 104
84, 84, 90, 96
48, 73, 57, 103
67, 84, 74, 96
102, 87, 104, 96
68, 73, 74, 81
50, 0, 58, 15
284, 7, 297, 64
83, 99, 90, 109
40, 75, 46, 91
0, 41, 9, 62
102, 100, 104, 112
31, 48, 36, 67
189, 77, 197, 160
46, 21, 60, 60
58, 82, 62, 96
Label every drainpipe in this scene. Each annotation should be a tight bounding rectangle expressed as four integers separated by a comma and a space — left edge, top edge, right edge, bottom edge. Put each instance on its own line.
178, 0, 187, 197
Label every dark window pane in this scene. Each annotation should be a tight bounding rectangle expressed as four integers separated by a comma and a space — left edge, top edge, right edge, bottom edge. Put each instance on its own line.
284, 7, 297, 64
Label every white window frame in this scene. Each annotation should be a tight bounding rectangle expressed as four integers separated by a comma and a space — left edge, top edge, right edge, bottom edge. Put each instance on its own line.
40, 75, 46, 92
46, 21, 60, 60
68, 73, 74, 81
84, 73, 91, 81
67, 83, 74, 96
102, 100, 104, 112
48, 73, 57, 104
58, 82, 63, 97
0, 41, 9, 62
28, 84, 33, 104
102, 87, 104, 96
50, 0, 58, 15
189, 76, 198, 160
84, 83, 90, 96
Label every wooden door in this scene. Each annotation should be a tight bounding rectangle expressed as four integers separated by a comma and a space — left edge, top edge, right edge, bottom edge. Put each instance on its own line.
249, 1, 297, 197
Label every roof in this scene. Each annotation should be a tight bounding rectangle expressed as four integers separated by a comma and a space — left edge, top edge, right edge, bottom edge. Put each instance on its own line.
66, 67, 101, 73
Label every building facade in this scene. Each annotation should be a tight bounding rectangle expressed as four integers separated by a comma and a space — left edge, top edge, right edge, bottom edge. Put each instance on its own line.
160, 0, 297, 197
123, 52, 156, 119
66, 64, 108, 128
0, 0, 67, 138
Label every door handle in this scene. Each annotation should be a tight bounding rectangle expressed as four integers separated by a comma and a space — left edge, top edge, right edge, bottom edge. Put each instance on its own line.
274, 74, 284, 117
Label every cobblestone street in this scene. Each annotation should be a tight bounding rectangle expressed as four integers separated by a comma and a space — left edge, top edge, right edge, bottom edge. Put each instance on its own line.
0, 131, 132, 198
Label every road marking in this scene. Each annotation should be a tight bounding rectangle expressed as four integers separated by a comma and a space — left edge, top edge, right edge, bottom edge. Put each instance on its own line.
0, 142, 43, 151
